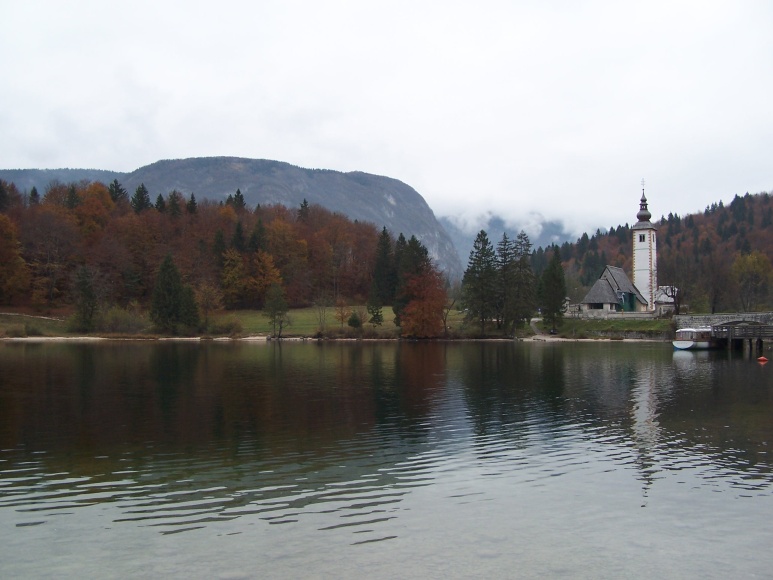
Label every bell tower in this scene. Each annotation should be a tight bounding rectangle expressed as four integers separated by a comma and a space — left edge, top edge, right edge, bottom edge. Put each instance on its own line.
632, 181, 657, 311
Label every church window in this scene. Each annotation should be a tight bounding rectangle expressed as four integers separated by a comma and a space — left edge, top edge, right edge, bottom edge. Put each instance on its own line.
639, 234, 645, 242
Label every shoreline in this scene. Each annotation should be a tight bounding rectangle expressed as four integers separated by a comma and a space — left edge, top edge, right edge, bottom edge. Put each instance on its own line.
0, 334, 667, 343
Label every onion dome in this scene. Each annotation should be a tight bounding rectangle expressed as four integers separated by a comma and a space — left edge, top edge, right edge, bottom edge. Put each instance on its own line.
636, 193, 651, 223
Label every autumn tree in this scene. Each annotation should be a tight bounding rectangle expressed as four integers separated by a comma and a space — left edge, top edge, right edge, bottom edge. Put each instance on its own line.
400, 268, 447, 338
195, 281, 223, 328
0, 214, 30, 304
732, 251, 772, 311
393, 234, 432, 326
264, 283, 289, 338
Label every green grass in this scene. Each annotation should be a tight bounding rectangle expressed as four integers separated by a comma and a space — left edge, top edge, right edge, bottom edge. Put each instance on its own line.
552, 318, 673, 338
210, 306, 471, 338
0, 313, 70, 337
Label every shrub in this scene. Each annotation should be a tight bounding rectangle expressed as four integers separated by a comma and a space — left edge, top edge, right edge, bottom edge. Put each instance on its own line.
209, 318, 243, 337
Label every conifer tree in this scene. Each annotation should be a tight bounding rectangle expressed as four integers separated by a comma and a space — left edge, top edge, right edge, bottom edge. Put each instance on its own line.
232, 221, 245, 252
65, 184, 80, 209
108, 179, 128, 203
155, 194, 166, 213
370, 227, 396, 306
131, 183, 152, 213
233, 188, 246, 212
29, 186, 40, 205
540, 247, 567, 331
150, 255, 199, 333
186, 193, 197, 214
462, 230, 497, 335
248, 220, 267, 253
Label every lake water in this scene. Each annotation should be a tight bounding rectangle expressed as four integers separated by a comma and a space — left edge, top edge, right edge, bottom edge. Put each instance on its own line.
1, 340, 772, 579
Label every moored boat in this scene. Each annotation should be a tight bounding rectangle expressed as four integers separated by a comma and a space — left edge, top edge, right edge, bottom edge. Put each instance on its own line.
673, 327, 714, 350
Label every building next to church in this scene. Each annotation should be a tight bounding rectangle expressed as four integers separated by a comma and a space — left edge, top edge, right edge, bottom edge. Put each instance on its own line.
580, 190, 673, 318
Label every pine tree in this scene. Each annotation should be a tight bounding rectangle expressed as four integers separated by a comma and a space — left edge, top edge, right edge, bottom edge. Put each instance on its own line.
370, 227, 396, 306
29, 186, 40, 206
297, 199, 310, 222
108, 179, 128, 204
150, 254, 198, 333
511, 231, 536, 331
233, 189, 247, 212
186, 193, 197, 214
131, 183, 152, 213
155, 194, 167, 213
65, 184, 80, 209
232, 221, 245, 252
248, 220, 267, 253
168, 191, 182, 217
540, 247, 567, 331
496, 232, 516, 332
462, 230, 497, 335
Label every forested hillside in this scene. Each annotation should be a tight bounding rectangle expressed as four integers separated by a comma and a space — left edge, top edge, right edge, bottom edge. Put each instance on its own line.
0, 157, 462, 278
0, 179, 447, 337
531, 191, 773, 313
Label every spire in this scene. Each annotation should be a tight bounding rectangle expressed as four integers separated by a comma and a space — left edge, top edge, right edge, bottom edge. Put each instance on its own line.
636, 179, 651, 223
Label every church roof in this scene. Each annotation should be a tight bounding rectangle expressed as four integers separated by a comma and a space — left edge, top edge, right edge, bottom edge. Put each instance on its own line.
581, 266, 647, 305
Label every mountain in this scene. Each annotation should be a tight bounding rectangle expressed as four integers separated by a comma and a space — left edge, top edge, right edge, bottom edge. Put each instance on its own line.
0, 157, 462, 278
439, 214, 576, 268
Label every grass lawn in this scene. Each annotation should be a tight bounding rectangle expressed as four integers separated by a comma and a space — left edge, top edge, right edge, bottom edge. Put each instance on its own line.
0, 312, 70, 337
210, 306, 471, 337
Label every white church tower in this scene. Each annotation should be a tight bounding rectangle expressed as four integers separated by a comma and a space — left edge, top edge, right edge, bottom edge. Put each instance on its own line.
632, 184, 657, 311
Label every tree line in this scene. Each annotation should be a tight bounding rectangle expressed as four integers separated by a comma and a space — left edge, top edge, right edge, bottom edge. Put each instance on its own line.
0, 179, 449, 336
534, 191, 773, 314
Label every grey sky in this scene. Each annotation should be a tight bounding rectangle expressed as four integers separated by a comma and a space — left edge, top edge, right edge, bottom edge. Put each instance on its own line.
2, 1, 772, 239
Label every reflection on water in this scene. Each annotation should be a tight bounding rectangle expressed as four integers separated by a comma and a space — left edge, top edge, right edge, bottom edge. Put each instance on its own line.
1, 341, 772, 578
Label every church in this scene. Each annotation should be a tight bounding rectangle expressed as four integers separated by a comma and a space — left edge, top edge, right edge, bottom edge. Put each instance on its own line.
579, 190, 673, 318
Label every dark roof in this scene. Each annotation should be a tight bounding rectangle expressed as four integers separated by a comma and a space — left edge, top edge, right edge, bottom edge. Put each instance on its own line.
581, 266, 647, 305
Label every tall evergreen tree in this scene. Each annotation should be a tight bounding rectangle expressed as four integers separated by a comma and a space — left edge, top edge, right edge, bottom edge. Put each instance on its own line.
150, 254, 198, 333
29, 186, 40, 205
186, 193, 197, 214
155, 194, 167, 213
297, 199, 310, 222
462, 230, 497, 335
131, 183, 152, 213
108, 179, 128, 204
540, 247, 567, 331
232, 221, 246, 252
248, 220, 267, 253
65, 184, 80, 209
168, 191, 182, 217
233, 188, 247, 212
511, 231, 536, 331
370, 227, 397, 306
496, 232, 517, 332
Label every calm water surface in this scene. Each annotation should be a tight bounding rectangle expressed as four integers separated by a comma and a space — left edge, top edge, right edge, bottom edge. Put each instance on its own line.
1, 340, 771, 579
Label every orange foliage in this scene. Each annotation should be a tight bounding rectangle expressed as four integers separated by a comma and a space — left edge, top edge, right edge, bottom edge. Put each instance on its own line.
400, 269, 447, 338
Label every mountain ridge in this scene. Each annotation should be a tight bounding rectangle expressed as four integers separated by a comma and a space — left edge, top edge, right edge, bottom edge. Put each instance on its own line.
0, 157, 462, 278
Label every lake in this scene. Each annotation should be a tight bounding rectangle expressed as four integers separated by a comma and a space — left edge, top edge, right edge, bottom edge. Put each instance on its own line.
1, 339, 771, 579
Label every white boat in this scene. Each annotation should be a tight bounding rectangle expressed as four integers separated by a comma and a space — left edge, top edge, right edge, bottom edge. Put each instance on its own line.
672, 327, 714, 350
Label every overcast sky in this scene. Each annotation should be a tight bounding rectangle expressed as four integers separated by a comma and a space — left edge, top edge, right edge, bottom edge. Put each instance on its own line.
2, 1, 772, 238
